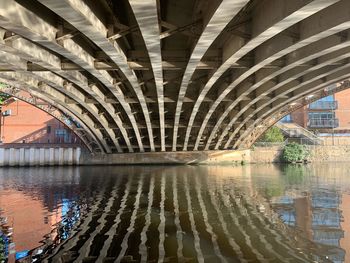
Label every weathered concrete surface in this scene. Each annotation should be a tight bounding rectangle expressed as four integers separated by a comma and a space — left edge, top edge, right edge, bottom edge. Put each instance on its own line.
80, 149, 250, 165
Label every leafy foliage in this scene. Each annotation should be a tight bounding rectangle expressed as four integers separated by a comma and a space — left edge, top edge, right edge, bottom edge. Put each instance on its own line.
0, 83, 10, 105
0, 93, 10, 105
258, 126, 284, 142
282, 143, 309, 163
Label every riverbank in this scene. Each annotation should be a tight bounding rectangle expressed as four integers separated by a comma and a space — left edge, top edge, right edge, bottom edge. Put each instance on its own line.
0, 144, 350, 166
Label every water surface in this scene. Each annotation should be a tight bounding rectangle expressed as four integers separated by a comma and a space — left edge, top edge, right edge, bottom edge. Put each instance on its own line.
0, 164, 349, 262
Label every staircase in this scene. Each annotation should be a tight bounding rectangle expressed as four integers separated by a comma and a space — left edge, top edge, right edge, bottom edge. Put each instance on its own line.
276, 122, 324, 145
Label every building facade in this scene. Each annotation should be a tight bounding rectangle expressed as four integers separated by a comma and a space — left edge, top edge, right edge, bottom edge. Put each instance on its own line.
283, 89, 350, 134
0, 98, 81, 144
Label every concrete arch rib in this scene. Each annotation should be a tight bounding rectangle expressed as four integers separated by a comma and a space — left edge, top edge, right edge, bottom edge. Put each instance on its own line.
0, 48, 122, 152
0, 0, 134, 152
234, 67, 350, 149
0, 86, 94, 152
181, 0, 340, 151
37, 0, 154, 151
217, 44, 350, 150
128, 0, 165, 151
203, 0, 350, 150
174, 0, 250, 151
0, 78, 105, 153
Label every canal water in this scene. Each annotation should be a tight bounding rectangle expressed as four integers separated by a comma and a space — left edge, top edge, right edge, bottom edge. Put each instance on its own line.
0, 164, 349, 262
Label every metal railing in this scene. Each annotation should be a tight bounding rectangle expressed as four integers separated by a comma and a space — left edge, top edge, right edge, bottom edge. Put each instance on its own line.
308, 101, 338, 110
276, 122, 324, 145
308, 118, 339, 128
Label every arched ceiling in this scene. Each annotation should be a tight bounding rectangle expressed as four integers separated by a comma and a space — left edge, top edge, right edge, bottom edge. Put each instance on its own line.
0, 0, 349, 153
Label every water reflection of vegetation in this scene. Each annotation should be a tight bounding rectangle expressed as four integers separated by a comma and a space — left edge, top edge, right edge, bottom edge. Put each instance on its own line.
262, 165, 308, 198
282, 164, 307, 185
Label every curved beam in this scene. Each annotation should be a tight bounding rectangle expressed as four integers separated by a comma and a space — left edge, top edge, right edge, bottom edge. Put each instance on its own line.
215, 41, 350, 149
183, 0, 340, 151
0, 79, 104, 153
0, 86, 94, 152
0, 0, 135, 152
201, 0, 350, 150
172, 0, 250, 151
128, 0, 165, 151
37, 0, 154, 151
0, 48, 123, 152
235, 65, 350, 149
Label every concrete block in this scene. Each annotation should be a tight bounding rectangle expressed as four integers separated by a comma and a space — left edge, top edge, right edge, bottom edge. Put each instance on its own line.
19, 148, 25, 166
0, 149, 5, 166
39, 148, 45, 166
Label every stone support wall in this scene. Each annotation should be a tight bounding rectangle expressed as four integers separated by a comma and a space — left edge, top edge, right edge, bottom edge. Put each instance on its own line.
0, 147, 81, 166
250, 145, 350, 163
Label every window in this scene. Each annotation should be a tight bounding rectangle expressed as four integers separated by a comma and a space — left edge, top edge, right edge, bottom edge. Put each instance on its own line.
47, 125, 51, 134
55, 129, 67, 136
280, 114, 292, 123
317, 95, 334, 102
308, 112, 335, 120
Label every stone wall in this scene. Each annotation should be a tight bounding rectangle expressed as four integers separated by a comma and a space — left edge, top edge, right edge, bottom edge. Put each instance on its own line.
307, 145, 350, 162
250, 146, 284, 163
250, 145, 350, 163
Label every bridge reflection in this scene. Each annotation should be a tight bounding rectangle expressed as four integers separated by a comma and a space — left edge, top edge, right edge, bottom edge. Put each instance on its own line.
0, 165, 350, 262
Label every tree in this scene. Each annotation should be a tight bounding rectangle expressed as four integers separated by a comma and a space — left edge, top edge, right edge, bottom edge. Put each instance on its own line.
258, 126, 284, 142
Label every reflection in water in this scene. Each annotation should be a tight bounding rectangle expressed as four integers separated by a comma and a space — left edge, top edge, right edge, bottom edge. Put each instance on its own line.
0, 164, 350, 262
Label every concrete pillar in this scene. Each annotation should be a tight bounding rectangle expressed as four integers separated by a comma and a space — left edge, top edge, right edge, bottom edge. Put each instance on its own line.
67, 148, 73, 165
29, 148, 36, 166
0, 148, 5, 166
44, 148, 50, 165
24, 148, 30, 166
3, 149, 9, 166
19, 148, 25, 166
75, 147, 81, 165
9, 148, 15, 166
58, 148, 64, 165
39, 148, 45, 166
49, 148, 55, 166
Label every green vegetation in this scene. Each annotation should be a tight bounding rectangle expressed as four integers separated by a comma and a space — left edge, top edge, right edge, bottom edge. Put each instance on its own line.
0, 93, 10, 105
0, 83, 9, 105
258, 126, 284, 143
282, 142, 309, 163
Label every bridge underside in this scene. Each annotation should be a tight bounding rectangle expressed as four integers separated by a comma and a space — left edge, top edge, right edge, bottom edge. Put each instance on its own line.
0, 0, 349, 153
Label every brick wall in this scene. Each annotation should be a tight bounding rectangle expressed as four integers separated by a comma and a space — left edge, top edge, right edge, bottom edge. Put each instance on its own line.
334, 88, 350, 130
0, 99, 80, 144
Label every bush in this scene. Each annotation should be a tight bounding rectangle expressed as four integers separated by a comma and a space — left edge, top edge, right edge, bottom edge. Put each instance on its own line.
282, 143, 309, 163
258, 126, 284, 143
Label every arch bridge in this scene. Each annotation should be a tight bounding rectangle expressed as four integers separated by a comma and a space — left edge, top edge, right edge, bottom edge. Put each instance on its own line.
0, 0, 349, 153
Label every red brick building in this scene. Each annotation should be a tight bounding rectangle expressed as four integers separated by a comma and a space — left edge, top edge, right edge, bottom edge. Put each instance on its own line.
0, 98, 81, 144
284, 89, 350, 134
